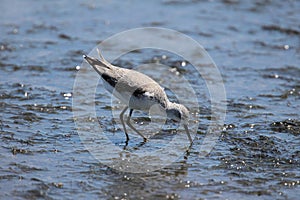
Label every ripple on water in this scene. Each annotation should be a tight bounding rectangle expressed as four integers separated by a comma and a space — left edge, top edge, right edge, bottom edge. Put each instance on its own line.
270, 119, 300, 136
262, 25, 300, 36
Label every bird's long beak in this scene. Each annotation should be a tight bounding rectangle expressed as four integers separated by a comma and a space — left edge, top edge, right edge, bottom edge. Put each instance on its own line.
184, 124, 193, 144
83, 55, 99, 66
83, 54, 110, 75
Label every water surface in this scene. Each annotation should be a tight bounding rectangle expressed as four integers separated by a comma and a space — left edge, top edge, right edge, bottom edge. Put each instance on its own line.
0, 0, 299, 199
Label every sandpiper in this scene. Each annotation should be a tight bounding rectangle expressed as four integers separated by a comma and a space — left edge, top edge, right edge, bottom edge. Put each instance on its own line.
83, 49, 192, 144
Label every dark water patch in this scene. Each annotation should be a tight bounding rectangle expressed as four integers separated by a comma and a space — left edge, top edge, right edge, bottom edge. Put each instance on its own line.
58, 33, 72, 40
270, 119, 300, 135
130, 116, 152, 124
0, 42, 14, 52
95, 117, 118, 134
0, 63, 48, 73
10, 112, 42, 122
26, 23, 58, 34
162, 0, 200, 6
0, 90, 29, 101
247, 1, 282, 13
243, 189, 272, 197
280, 88, 300, 99
0, 83, 72, 105
260, 65, 300, 81
0, 119, 3, 131
0, 130, 15, 140
25, 104, 71, 114
222, 0, 239, 5
262, 25, 300, 35
128, 49, 143, 54
10, 162, 44, 173
258, 88, 299, 100
146, 58, 189, 75
220, 131, 291, 160
198, 31, 213, 37
67, 49, 86, 57
149, 129, 177, 141
16, 181, 50, 199
227, 25, 239, 33
143, 21, 165, 27
11, 147, 32, 155
27, 65, 48, 72
166, 60, 189, 74
122, 50, 191, 73
278, 180, 300, 188
0, 174, 20, 181
1, 132, 34, 145
55, 50, 83, 68
95, 104, 113, 111
51, 182, 64, 188
227, 101, 266, 112
54, 65, 80, 72
2, 23, 19, 31
111, 59, 135, 69
0, 62, 20, 72
223, 124, 236, 131
254, 41, 292, 50
44, 40, 57, 45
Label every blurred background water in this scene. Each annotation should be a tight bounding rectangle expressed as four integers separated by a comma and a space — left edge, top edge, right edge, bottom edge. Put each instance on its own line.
0, 0, 299, 199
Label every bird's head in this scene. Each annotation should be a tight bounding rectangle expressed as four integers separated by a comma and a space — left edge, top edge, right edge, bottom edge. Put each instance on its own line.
166, 102, 192, 143
166, 102, 189, 125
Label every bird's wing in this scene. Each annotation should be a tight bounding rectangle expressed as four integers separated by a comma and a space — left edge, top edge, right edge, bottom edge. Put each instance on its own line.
84, 54, 169, 107
114, 69, 169, 107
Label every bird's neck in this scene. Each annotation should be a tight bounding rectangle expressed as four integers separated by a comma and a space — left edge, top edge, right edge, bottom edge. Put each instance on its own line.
166, 101, 180, 110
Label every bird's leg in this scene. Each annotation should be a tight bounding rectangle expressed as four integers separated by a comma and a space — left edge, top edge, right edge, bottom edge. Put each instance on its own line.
120, 106, 130, 142
126, 109, 148, 142
184, 124, 193, 145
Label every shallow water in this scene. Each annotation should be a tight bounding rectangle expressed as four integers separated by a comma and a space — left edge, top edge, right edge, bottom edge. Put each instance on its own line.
1, 0, 299, 199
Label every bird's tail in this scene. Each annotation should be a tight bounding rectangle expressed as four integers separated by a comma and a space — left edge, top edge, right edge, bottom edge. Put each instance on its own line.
83, 48, 112, 75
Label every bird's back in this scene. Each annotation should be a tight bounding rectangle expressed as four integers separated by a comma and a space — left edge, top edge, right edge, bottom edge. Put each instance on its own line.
117, 68, 169, 110
84, 54, 169, 110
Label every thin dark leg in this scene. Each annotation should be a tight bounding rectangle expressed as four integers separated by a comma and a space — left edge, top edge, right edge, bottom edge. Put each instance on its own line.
126, 109, 147, 141
120, 106, 129, 142
184, 124, 193, 145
